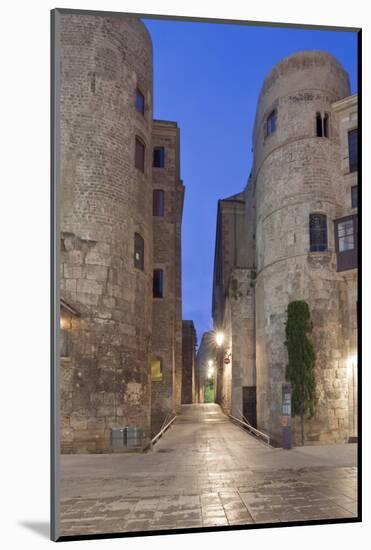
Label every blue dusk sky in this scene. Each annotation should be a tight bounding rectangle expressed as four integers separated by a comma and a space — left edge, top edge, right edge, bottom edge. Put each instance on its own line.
143, 18, 358, 345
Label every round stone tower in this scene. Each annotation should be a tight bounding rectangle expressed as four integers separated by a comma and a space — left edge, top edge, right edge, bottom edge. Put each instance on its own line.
252, 51, 351, 445
59, 14, 153, 452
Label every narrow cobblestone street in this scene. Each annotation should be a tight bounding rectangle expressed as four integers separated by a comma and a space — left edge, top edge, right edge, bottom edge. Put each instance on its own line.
60, 404, 357, 536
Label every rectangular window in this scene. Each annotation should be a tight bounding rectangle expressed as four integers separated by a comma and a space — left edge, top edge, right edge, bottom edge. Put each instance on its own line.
153, 190, 165, 216
135, 137, 145, 173
135, 88, 145, 114
309, 213, 328, 252
153, 269, 164, 298
266, 110, 276, 136
334, 215, 357, 271
60, 329, 70, 358
134, 233, 144, 270
338, 219, 354, 252
348, 129, 358, 172
153, 146, 165, 168
351, 186, 358, 209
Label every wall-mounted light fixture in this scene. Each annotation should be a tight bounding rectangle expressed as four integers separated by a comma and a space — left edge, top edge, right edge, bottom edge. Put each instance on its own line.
215, 331, 225, 347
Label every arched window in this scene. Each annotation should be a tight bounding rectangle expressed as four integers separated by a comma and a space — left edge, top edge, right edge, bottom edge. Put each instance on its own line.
316, 112, 329, 138
309, 214, 328, 252
150, 357, 163, 381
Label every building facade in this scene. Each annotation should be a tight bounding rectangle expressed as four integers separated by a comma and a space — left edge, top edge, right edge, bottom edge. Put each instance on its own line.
212, 51, 358, 446
59, 14, 184, 453
151, 120, 184, 435
196, 331, 215, 403
181, 321, 197, 404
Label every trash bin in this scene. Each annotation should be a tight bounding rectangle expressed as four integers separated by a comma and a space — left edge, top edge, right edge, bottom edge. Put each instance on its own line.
111, 427, 125, 449
124, 426, 143, 449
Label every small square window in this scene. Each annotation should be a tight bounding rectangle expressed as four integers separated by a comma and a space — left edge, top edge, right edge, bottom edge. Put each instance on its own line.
135, 138, 145, 173
135, 88, 145, 114
153, 147, 165, 168
351, 186, 358, 209
266, 110, 276, 136
153, 269, 164, 298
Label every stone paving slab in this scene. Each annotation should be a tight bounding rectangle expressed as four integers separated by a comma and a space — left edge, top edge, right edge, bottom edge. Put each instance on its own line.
60, 404, 358, 536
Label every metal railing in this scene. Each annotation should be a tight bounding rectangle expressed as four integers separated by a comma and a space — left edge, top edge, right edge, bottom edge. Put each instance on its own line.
229, 410, 271, 446
151, 413, 177, 446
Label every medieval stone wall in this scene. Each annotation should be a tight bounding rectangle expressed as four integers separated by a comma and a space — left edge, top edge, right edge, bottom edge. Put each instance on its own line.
59, 14, 153, 452
253, 51, 353, 444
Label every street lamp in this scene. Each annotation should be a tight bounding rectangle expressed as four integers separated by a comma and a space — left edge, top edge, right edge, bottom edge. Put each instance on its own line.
215, 331, 225, 347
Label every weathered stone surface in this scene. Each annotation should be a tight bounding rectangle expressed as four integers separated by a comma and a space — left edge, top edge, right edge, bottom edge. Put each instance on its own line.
212, 51, 358, 446
60, 14, 154, 453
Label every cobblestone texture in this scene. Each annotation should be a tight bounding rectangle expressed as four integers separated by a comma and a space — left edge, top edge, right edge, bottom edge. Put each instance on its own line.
60, 404, 357, 536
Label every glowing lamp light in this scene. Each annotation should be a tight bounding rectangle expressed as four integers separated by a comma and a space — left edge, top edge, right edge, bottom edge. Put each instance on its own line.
60, 316, 71, 330
207, 359, 213, 368
346, 354, 357, 373
215, 331, 225, 347
207, 366, 214, 379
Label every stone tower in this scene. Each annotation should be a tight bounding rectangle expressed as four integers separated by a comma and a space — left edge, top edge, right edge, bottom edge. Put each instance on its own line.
59, 14, 154, 452
252, 51, 352, 445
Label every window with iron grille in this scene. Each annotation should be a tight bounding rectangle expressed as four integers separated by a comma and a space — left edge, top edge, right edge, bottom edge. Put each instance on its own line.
134, 233, 144, 270
153, 146, 165, 168
153, 269, 164, 298
135, 137, 145, 172
309, 213, 328, 252
153, 190, 165, 216
351, 186, 358, 209
135, 88, 145, 114
266, 110, 276, 136
334, 215, 357, 271
348, 129, 358, 172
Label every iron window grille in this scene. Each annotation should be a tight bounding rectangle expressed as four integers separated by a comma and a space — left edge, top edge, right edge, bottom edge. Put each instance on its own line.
309, 213, 328, 252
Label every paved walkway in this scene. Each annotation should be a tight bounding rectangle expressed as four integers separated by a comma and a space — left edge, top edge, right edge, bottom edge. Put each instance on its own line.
60, 404, 357, 536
